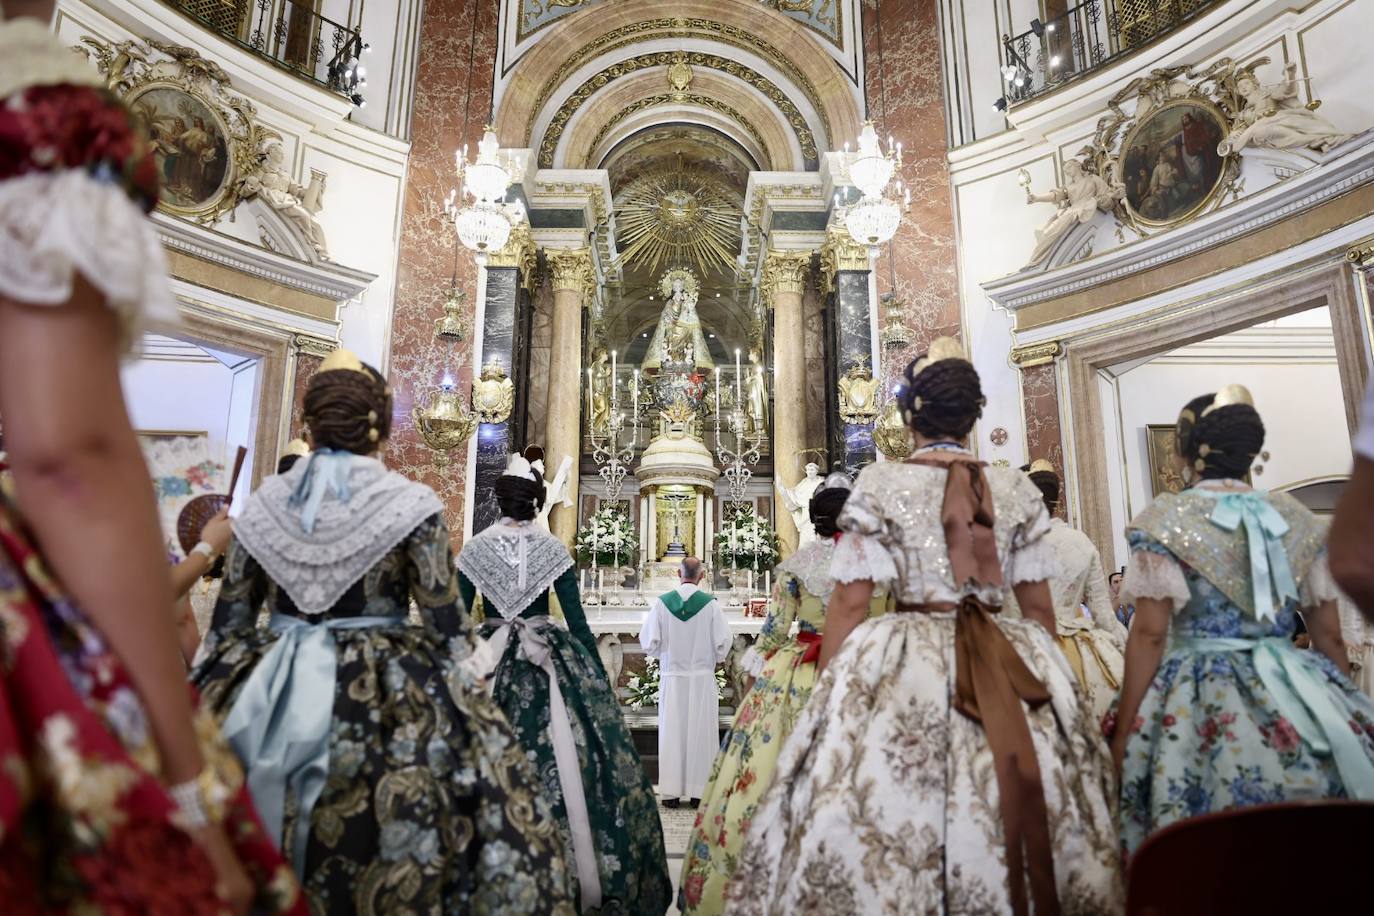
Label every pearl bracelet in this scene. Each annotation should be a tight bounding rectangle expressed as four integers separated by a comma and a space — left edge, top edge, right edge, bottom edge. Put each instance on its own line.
167, 777, 210, 828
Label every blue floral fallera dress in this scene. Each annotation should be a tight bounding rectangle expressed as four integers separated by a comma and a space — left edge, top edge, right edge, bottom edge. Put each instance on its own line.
1118, 486, 1374, 855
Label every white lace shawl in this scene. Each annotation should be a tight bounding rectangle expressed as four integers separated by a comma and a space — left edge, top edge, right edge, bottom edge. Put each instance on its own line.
777, 538, 840, 605
831, 460, 1058, 606
0, 24, 177, 347
232, 455, 443, 614
456, 522, 573, 620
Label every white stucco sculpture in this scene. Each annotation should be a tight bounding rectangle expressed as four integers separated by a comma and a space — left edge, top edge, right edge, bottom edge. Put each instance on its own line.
776, 462, 823, 546
1219, 64, 1349, 157
1022, 160, 1125, 268
243, 141, 330, 260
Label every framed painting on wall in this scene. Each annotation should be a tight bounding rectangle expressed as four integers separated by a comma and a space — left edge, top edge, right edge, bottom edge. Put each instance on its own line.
1120, 98, 1229, 227
1146, 424, 1250, 497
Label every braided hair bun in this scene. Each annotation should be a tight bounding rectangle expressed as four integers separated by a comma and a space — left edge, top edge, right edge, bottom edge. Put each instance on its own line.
1177, 391, 1264, 481
809, 486, 851, 539
303, 363, 392, 455
899, 351, 985, 440
495, 475, 547, 522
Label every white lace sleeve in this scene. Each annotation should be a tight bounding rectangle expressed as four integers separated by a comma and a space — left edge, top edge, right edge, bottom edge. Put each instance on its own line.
1008, 496, 1057, 586
832, 483, 899, 588
1121, 548, 1191, 610
0, 171, 178, 348
740, 645, 767, 677
1300, 552, 1339, 609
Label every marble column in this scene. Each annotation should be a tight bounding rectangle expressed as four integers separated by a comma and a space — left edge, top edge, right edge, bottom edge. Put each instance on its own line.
764, 249, 813, 557
821, 227, 877, 472
545, 248, 594, 545
471, 226, 537, 534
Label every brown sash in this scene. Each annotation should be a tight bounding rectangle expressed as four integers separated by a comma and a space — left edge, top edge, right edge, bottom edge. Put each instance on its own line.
903, 453, 1060, 916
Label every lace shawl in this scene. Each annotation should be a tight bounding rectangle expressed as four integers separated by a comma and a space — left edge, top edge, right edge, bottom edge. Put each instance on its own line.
832, 461, 1057, 605
455, 523, 573, 620
1126, 489, 1327, 616
777, 538, 840, 604
232, 456, 443, 614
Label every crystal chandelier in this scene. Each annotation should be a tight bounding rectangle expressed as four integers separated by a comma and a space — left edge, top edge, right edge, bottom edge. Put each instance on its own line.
844, 195, 902, 247
847, 121, 899, 198
450, 128, 525, 261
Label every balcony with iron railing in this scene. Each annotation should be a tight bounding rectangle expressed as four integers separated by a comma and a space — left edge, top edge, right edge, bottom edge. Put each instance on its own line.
159, 0, 368, 105
996, 0, 1222, 110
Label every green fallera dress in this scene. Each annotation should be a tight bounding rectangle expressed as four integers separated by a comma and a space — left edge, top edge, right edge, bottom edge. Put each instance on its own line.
193, 453, 575, 915
457, 519, 671, 915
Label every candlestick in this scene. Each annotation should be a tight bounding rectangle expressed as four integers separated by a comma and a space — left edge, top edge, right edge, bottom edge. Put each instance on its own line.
714, 367, 721, 415
765, 570, 771, 597
633, 369, 640, 426
587, 367, 593, 417
611, 350, 618, 409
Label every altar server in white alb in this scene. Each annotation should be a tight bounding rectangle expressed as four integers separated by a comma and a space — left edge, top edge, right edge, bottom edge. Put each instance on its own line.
642, 556, 732, 806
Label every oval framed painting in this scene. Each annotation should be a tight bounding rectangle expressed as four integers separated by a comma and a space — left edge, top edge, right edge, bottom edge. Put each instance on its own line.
1118, 98, 1231, 228
126, 83, 234, 218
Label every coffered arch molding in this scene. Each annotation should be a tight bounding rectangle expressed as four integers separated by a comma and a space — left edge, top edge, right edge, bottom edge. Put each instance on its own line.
560, 69, 800, 171
493, 0, 862, 156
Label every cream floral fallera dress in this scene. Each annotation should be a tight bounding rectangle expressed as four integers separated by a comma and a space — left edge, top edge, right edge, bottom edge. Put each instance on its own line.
726, 456, 1123, 915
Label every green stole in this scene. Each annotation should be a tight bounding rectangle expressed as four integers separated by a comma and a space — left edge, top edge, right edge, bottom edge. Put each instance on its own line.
660, 588, 714, 622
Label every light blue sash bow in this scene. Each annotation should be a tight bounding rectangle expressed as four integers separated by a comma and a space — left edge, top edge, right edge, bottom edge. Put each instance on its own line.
287, 449, 354, 533
222, 613, 402, 873
1176, 636, 1374, 799
1208, 492, 1299, 622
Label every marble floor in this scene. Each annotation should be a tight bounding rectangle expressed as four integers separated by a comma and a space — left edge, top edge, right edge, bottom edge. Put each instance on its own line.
656, 795, 696, 914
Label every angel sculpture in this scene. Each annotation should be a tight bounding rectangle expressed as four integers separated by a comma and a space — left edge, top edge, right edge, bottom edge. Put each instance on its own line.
1218, 63, 1349, 157
1022, 160, 1124, 268
242, 141, 329, 259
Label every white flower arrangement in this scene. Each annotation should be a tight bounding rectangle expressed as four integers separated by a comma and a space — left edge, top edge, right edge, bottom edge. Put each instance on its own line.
575, 505, 640, 568
624, 657, 728, 708
714, 505, 780, 572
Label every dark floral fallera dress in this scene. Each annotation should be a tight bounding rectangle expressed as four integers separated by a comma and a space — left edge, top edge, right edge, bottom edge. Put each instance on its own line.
194, 458, 575, 915
458, 520, 671, 915
0, 19, 301, 914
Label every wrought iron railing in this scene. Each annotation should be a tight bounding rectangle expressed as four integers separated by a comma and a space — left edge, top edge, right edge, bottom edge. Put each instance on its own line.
997, 0, 1221, 107
159, 0, 367, 103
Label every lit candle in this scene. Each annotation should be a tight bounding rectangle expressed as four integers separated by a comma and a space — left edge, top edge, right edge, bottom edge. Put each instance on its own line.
735, 348, 742, 405
714, 367, 721, 415
765, 570, 771, 597
587, 367, 593, 415
611, 350, 618, 409
633, 369, 640, 425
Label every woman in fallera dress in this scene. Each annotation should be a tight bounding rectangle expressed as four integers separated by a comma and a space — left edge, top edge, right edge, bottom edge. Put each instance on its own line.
678, 473, 886, 915
193, 355, 574, 914
456, 456, 671, 915
727, 338, 1122, 916
1020, 460, 1126, 725
0, 7, 301, 910
1111, 386, 1374, 856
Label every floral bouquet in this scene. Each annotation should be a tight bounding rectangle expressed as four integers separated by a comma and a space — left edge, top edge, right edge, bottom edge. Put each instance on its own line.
714, 505, 780, 572
624, 657, 727, 708
575, 505, 640, 568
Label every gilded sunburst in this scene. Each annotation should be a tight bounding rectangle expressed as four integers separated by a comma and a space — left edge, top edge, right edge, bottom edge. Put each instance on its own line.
613, 165, 742, 277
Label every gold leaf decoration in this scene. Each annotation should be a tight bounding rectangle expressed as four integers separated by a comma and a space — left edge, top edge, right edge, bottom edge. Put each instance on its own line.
614, 163, 742, 277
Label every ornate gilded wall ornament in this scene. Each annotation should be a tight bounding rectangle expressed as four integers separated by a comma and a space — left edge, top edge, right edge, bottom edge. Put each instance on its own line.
537, 51, 819, 168
879, 295, 913, 349
1010, 340, 1062, 368
545, 247, 597, 300
79, 37, 279, 226
614, 164, 742, 276
874, 400, 914, 460
760, 249, 812, 303
586, 94, 772, 172
472, 362, 516, 424
838, 361, 880, 425
666, 51, 693, 96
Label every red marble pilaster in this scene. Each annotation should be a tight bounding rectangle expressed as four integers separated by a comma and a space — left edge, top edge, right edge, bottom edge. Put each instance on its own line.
387, 0, 497, 544
1021, 362, 1066, 468
862, 0, 960, 393
288, 352, 322, 442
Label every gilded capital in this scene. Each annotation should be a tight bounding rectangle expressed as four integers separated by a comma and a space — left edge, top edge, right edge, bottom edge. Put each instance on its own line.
1009, 340, 1062, 368
545, 247, 596, 299
486, 223, 537, 286
818, 226, 870, 294
761, 249, 812, 305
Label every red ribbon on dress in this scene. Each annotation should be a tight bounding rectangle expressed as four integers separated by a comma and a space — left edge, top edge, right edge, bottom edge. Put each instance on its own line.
794, 631, 822, 666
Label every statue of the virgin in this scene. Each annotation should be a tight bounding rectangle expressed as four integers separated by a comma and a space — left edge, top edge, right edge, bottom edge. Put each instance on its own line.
641, 267, 714, 371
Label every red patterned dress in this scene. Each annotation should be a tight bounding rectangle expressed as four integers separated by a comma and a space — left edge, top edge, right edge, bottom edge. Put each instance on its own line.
0, 19, 303, 914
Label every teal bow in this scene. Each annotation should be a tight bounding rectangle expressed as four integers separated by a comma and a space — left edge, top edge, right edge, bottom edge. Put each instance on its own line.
287, 449, 353, 533
1178, 637, 1374, 799
1208, 492, 1299, 622
222, 613, 402, 873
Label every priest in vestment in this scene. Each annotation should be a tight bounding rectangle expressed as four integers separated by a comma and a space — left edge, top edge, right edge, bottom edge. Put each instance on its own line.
640, 556, 731, 806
